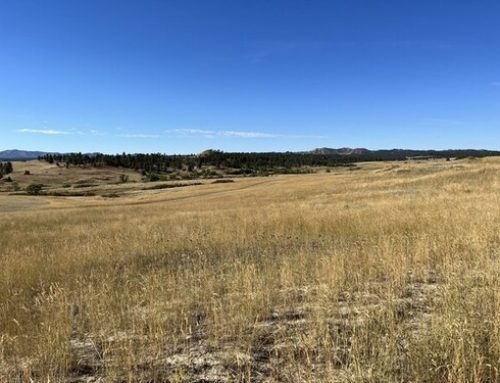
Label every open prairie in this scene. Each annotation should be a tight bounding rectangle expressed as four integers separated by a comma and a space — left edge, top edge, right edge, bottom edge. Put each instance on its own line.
1, 158, 499, 382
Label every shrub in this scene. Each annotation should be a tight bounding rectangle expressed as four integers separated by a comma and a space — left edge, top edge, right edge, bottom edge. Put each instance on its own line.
142, 182, 202, 190
26, 183, 43, 195
144, 173, 160, 182
119, 174, 129, 183
212, 179, 234, 184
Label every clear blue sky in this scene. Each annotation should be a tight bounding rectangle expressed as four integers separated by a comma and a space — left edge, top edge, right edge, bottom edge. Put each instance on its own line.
1, 0, 499, 154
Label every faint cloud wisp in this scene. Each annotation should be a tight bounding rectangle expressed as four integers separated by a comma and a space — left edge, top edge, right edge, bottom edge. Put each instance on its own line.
169, 128, 323, 139
117, 133, 160, 139
17, 128, 74, 135
171, 129, 278, 139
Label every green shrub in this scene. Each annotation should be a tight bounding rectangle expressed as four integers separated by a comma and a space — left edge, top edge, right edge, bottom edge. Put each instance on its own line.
144, 173, 160, 182
26, 183, 43, 195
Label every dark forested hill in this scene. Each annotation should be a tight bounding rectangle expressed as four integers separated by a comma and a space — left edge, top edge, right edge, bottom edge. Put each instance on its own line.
36, 147, 500, 180
308, 147, 500, 160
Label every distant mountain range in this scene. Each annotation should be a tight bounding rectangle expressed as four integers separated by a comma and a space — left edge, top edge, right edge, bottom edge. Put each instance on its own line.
0, 149, 98, 160
2, 147, 500, 161
0, 149, 55, 160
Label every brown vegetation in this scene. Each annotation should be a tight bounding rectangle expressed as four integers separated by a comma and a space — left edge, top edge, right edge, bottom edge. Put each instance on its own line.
0, 158, 499, 382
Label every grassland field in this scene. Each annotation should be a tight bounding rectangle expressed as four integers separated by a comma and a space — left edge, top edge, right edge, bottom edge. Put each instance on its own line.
0, 157, 499, 382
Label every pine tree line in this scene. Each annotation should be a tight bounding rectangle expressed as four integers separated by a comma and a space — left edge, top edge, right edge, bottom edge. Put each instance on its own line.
39, 151, 358, 174
38, 149, 500, 177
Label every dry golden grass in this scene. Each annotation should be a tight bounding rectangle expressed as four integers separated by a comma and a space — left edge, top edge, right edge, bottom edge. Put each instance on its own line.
0, 160, 142, 192
0, 160, 221, 202
0, 158, 499, 382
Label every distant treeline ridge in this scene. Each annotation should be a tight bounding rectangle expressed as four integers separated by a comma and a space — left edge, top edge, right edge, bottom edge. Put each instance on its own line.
39, 149, 499, 174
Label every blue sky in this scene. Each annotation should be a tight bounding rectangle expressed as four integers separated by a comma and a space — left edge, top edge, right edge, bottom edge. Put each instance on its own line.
1, 0, 499, 154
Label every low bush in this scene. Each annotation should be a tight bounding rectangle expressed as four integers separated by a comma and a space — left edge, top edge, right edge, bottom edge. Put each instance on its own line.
26, 183, 43, 195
